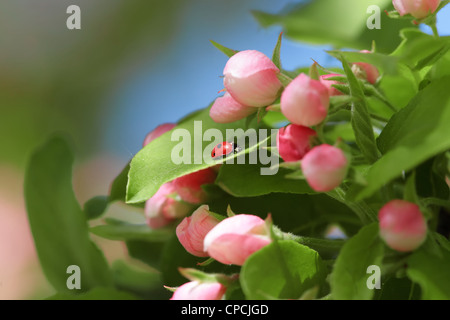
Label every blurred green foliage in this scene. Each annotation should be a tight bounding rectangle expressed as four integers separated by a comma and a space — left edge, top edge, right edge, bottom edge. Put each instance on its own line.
0, 0, 183, 167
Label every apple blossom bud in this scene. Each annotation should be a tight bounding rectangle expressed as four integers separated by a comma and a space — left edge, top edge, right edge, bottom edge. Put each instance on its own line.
392, 0, 440, 19
143, 123, 176, 147
172, 168, 217, 204
446, 176, 450, 188
223, 50, 282, 107
277, 124, 317, 162
301, 144, 349, 192
351, 50, 380, 85
145, 182, 192, 229
280, 73, 330, 127
210, 92, 256, 123
204, 214, 272, 266
170, 281, 226, 300
378, 200, 427, 252
176, 205, 220, 257
319, 73, 344, 96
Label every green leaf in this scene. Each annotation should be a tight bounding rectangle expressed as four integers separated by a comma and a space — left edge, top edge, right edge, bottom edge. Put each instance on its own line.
24, 135, 112, 293
90, 218, 172, 242
84, 195, 109, 220
47, 287, 137, 300
210, 40, 238, 58
109, 162, 130, 203
403, 171, 419, 203
253, 0, 415, 52
272, 32, 283, 70
126, 106, 269, 204
391, 29, 450, 69
338, 54, 379, 163
330, 223, 384, 300
125, 240, 166, 270
240, 240, 327, 300
356, 76, 450, 200
111, 260, 168, 299
216, 161, 315, 197
407, 248, 450, 300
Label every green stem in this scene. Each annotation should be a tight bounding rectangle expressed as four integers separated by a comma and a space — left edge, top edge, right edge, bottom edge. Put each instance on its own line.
326, 187, 377, 224
431, 23, 439, 38
369, 113, 389, 123
422, 197, 450, 210
282, 232, 346, 253
365, 86, 398, 113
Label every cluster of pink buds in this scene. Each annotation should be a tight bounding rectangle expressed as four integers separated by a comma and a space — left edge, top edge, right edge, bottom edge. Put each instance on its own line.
142, 124, 217, 228
177, 208, 272, 266
210, 50, 282, 123
209, 44, 382, 193
277, 72, 350, 192
172, 212, 272, 299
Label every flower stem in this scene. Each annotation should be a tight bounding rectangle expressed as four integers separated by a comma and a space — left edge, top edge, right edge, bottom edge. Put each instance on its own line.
431, 23, 439, 38
281, 232, 346, 253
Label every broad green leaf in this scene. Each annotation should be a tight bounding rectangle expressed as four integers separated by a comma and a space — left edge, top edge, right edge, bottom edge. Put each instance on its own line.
126, 240, 167, 270
356, 76, 450, 200
424, 50, 450, 82
330, 223, 384, 300
240, 240, 327, 300
90, 218, 172, 242
339, 54, 379, 163
407, 248, 450, 300
24, 135, 112, 293
253, 0, 414, 52
47, 287, 137, 300
391, 29, 450, 69
126, 106, 270, 204
216, 161, 315, 197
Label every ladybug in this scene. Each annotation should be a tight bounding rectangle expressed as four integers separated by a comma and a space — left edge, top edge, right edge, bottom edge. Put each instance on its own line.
211, 142, 241, 160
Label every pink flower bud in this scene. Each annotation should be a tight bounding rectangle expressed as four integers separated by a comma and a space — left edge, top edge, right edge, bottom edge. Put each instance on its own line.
301, 144, 349, 192
393, 0, 440, 19
176, 205, 220, 257
277, 124, 317, 162
280, 73, 330, 127
204, 214, 271, 266
378, 200, 427, 252
351, 50, 380, 85
446, 176, 450, 188
319, 73, 344, 96
210, 92, 256, 123
143, 123, 176, 147
170, 281, 226, 300
145, 182, 192, 229
223, 50, 282, 107
172, 168, 217, 204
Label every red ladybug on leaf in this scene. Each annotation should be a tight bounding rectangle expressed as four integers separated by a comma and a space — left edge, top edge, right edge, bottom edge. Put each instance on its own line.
211, 142, 242, 160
